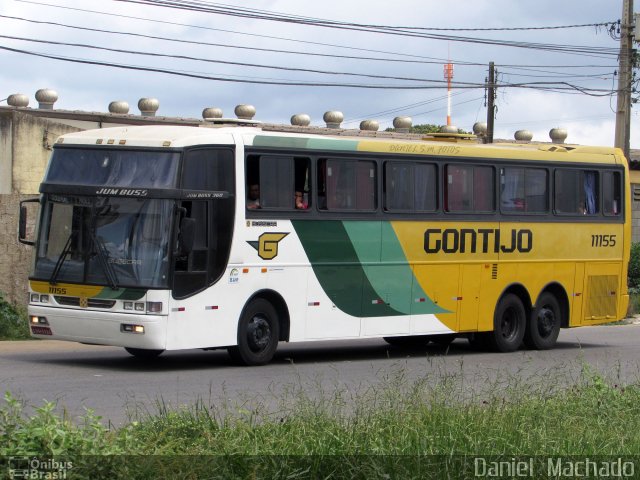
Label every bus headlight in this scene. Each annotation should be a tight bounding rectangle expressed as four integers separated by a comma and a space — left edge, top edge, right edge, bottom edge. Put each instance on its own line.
29, 294, 49, 303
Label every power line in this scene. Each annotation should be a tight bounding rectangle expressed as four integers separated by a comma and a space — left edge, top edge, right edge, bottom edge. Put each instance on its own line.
0, 44, 485, 89
344, 95, 485, 126
1, 13, 618, 71
11, 0, 471, 63
117, 0, 617, 33
0, 43, 616, 96
345, 90, 472, 122
0, 33, 478, 84
0, 14, 483, 67
14, 0, 620, 59
499, 70, 615, 79
114, 0, 619, 58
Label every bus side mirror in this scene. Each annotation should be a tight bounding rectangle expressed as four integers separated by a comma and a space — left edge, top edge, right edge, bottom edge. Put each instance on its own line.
178, 217, 195, 254
18, 198, 39, 246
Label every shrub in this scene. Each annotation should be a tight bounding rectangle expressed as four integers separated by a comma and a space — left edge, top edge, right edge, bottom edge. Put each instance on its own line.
629, 242, 640, 293
0, 292, 30, 340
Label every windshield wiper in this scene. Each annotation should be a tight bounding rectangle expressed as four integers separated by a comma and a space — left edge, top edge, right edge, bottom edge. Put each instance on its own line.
49, 232, 74, 285
88, 229, 119, 290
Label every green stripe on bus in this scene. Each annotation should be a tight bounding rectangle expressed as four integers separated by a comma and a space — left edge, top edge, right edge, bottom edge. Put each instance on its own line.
343, 221, 447, 315
252, 135, 359, 151
292, 220, 401, 317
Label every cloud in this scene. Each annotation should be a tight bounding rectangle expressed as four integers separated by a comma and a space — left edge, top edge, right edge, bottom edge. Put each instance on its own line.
1, 0, 630, 147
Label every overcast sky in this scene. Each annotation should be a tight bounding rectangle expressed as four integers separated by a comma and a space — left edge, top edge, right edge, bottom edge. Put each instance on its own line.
0, 0, 635, 147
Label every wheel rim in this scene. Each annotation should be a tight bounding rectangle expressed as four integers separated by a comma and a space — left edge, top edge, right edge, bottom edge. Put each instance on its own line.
247, 314, 271, 353
500, 306, 520, 340
536, 306, 556, 338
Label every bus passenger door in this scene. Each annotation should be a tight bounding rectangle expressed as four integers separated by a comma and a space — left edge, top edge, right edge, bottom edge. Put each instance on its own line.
571, 262, 585, 326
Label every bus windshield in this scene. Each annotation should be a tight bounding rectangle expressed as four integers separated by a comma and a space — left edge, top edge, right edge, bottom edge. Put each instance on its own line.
45, 148, 179, 187
33, 195, 174, 289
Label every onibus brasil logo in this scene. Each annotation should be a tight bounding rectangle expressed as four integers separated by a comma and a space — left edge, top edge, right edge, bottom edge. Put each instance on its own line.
247, 233, 289, 260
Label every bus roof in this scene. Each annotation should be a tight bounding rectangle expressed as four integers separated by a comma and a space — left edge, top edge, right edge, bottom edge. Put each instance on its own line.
55, 123, 624, 166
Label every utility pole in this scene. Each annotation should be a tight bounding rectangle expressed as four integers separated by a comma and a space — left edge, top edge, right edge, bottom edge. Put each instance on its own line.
614, 0, 634, 159
486, 61, 496, 143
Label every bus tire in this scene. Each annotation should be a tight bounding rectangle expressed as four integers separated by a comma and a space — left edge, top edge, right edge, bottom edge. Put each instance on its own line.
124, 347, 164, 358
488, 293, 526, 352
228, 299, 279, 366
524, 292, 561, 350
383, 335, 430, 347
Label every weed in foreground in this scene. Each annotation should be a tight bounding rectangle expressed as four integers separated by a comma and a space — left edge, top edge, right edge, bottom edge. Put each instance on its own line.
2, 362, 640, 478
0, 292, 30, 340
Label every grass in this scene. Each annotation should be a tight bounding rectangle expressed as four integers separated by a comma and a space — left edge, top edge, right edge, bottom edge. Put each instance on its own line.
2, 363, 640, 479
0, 292, 30, 340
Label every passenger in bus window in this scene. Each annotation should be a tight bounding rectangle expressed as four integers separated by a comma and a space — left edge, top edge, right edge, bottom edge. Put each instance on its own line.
247, 183, 260, 209
583, 171, 598, 214
295, 191, 307, 209
294, 158, 310, 209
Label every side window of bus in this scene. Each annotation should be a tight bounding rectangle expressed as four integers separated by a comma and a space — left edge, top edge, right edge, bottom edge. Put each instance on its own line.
318, 158, 376, 211
602, 171, 621, 216
554, 169, 599, 215
445, 164, 494, 213
246, 155, 311, 210
384, 162, 436, 212
182, 148, 234, 191
500, 167, 548, 213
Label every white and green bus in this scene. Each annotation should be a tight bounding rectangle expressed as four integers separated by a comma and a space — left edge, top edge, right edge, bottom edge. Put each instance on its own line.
20, 122, 630, 365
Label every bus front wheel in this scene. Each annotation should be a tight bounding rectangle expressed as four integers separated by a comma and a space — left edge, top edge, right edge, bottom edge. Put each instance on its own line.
228, 299, 279, 366
489, 294, 526, 352
524, 292, 561, 350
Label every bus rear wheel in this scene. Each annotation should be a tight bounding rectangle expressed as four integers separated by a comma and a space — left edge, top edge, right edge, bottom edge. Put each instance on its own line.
228, 299, 279, 366
124, 347, 164, 358
524, 292, 561, 350
488, 294, 526, 352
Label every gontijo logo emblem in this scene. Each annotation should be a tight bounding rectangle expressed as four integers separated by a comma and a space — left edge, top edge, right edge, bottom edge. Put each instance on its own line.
248, 233, 289, 260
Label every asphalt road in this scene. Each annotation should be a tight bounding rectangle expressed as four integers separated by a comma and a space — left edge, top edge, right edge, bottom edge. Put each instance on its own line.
1, 324, 639, 427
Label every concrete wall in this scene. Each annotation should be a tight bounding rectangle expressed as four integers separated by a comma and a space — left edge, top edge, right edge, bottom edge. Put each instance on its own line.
11, 111, 83, 194
0, 114, 12, 194
0, 111, 82, 304
0, 193, 34, 305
